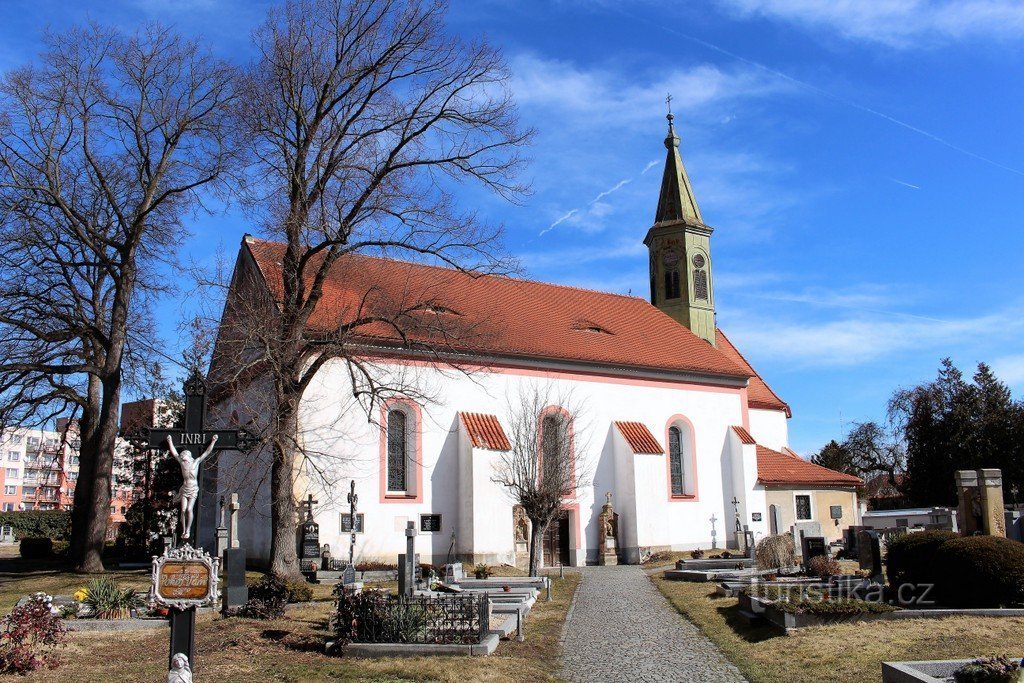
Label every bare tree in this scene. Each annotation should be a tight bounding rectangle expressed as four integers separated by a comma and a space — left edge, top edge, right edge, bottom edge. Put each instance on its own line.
0, 24, 236, 571
211, 0, 528, 578
492, 385, 590, 577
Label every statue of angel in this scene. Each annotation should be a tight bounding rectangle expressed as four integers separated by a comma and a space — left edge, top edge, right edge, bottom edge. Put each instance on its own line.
167, 434, 218, 541
167, 653, 192, 683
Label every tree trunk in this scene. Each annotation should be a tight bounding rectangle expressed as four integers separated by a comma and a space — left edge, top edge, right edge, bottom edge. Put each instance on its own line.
70, 376, 102, 571
269, 395, 302, 580
528, 521, 545, 577
74, 375, 122, 573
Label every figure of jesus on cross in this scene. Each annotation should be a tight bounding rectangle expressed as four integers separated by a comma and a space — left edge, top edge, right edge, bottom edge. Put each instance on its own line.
167, 434, 218, 541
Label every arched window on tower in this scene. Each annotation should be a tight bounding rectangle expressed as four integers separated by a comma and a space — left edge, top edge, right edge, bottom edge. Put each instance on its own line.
664, 267, 681, 300
387, 409, 408, 492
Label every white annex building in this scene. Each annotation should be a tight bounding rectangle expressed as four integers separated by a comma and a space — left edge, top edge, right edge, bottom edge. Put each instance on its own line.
203, 115, 861, 567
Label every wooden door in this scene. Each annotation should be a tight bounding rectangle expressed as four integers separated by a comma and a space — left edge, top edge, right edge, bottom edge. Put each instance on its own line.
542, 513, 570, 567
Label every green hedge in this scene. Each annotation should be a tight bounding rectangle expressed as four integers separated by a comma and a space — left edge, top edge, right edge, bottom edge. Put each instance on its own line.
0, 510, 71, 541
933, 536, 1024, 608
886, 529, 959, 589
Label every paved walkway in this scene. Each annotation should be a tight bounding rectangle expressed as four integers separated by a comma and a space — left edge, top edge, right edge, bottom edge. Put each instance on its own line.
559, 565, 747, 683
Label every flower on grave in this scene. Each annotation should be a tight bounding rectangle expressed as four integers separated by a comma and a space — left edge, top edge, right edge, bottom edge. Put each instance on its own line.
73, 589, 88, 602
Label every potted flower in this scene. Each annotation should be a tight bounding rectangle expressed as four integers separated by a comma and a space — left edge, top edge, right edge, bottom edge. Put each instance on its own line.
473, 563, 491, 579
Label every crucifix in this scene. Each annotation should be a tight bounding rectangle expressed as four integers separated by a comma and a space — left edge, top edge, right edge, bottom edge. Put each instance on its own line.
710, 513, 718, 549
128, 369, 257, 675
129, 370, 258, 544
665, 92, 673, 115
302, 493, 318, 522
731, 496, 743, 536
347, 480, 358, 568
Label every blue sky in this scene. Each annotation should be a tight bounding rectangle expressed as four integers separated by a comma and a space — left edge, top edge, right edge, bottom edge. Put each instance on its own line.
3, 0, 1024, 454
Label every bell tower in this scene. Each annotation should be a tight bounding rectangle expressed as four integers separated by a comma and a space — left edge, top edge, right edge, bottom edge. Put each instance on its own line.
644, 107, 716, 345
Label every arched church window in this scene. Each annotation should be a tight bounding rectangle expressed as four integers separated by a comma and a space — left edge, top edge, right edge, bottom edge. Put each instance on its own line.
664, 268, 680, 300
387, 409, 407, 492
668, 426, 684, 495
692, 253, 708, 301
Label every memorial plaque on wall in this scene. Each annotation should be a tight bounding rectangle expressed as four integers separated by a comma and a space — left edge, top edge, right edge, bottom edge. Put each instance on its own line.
420, 514, 442, 532
300, 519, 320, 559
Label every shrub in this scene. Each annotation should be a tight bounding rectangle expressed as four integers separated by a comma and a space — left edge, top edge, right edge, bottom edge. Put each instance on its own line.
0, 593, 66, 673
934, 536, 1024, 608
473, 563, 491, 579
690, 549, 705, 559
755, 534, 795, 570
0, 511, 71, 542
355, 561, 397, 572
81, 578, 144, 619
775, 597, 898, 616
241, 575, 289, 619
954, 656, 1021, 683
284, 579, 313, 603
19, 537, 53, 559
885, 529, 959, 589
331, 589, 429, 651
806, 556, 842, 579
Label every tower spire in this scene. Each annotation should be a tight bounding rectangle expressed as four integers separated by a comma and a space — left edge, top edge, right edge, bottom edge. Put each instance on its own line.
655, 104, 703, 226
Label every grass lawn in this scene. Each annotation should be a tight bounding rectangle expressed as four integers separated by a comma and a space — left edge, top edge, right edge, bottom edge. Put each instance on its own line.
1, 565, 579, 683
0, 556, 151, 612
651, 572, 1024, 683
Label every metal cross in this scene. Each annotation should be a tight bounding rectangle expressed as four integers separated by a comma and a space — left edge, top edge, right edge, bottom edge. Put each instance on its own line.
666, 92, 673, 114
302, 493, 318, 522
347, 480, 358, 567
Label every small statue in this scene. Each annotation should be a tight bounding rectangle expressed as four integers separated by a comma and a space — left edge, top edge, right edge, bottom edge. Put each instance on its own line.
604, 517, 614, 538
167, 434, 218, 540
167, 653, 192, 683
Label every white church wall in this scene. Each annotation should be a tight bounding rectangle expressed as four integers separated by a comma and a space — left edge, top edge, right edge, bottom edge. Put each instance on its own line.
237, 355, 753, 566
611, 428, 639, 562
748, 408, 789, 452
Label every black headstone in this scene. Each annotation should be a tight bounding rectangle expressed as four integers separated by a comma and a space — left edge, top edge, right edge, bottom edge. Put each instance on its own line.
801, 536, 827, 563
342, 563, 357, 585
397, 552, 419, 596
221, 547, 248, 612
857, 529, 882, 580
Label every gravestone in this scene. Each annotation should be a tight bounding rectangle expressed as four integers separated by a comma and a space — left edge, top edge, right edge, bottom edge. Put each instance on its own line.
801, 536, 827, 564
857, 529, 882, 581
791, 521, 823, 553
228, 494, 240, 549
844, 525, 870, 558
299, 494, 320, 581
398, 521, 418, 597
743, 526, 755, 559
221, 547, 247, 613
444, 563, 464, 583
215, 496, 228, 560
398, 553, 420, 597
956, 468, 1006, 537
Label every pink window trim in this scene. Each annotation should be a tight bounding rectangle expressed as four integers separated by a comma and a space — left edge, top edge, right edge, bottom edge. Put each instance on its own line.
378, 397, 424, 504
538, 405, 576, 496
665, 414, 699, 502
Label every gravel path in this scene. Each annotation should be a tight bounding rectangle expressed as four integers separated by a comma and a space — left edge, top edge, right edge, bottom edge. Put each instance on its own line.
559, 565, 747, 683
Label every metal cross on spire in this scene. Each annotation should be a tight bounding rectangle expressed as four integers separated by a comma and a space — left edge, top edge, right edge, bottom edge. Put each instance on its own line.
665, 92, 673, 115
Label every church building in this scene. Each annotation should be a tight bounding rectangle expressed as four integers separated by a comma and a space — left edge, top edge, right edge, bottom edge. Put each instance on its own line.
206, 113, 862, 566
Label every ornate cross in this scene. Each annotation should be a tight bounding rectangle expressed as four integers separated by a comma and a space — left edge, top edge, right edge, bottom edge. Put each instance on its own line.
731, 496, 743, 534
302, 493, 318, 522
347, 480, 358, 567
666, 92, 673, 114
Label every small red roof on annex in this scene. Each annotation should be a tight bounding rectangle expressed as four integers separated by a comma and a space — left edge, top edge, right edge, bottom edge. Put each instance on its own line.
459, 412, 511, 451
614, 421, 664, 454
244, 238, 752, 381
756, 444, 863, 487
731, 426, 756, 445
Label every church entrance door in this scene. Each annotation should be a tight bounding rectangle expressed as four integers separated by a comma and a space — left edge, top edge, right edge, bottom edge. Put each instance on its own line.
542, 513, 570, 567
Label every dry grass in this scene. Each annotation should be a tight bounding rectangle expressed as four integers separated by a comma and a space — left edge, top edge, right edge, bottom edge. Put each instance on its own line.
0, 556, 150, 612
652, 575, 1024, 683
1, 571, 579, 682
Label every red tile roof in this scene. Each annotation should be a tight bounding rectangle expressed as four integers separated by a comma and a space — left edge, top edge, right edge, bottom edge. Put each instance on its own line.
716, 330, 790, 415
756, 445, 863, 487
459, 412, 511, 451
731, 426, 756, 445
614, 421, 664, 454
244, 238, 752, 381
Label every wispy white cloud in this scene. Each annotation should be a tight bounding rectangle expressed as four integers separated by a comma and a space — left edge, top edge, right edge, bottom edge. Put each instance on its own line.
520, 238, 647, 270
717, 0, 1024, 49
591, 178, 631, 203
723, 306, 1024, 367
540, 209, 579, 236
889, 178, 922, 190
641, 159, 660, 174
991, 354, 1024, 391
510, 53, 790, 130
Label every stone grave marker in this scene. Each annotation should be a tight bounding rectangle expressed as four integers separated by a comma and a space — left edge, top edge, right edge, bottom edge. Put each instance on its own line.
444, 563, 464, 583
791, 521, 823, 553
398, 521, 418, 596
858, 529, 882, 581
299, 494, 320, 582
801, 536, 827, 564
